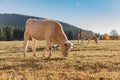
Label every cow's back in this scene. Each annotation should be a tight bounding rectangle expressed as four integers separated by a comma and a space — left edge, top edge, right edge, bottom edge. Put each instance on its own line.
25, 19, 55, 40
81, 29, 95, 39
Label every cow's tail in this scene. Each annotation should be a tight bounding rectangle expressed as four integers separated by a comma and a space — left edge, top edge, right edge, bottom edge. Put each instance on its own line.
78, 29, 82, 44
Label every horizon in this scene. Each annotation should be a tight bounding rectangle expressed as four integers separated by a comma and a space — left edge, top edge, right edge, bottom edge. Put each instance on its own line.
0, 0, 120, 34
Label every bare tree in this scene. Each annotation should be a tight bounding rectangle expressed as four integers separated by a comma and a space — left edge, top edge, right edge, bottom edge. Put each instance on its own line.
110, 29, 118, 40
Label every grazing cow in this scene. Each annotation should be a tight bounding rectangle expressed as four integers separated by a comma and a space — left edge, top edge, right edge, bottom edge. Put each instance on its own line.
78, 29, 99, 44
23, 18, 72, 58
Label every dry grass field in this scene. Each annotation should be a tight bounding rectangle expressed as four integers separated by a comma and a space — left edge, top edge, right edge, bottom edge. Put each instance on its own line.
0, 40, 120, 80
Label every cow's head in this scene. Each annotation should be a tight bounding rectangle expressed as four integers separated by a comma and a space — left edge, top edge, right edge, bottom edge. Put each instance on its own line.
94, 33, 101, 44
93, 36, 99, 44
61, 41, 73, 57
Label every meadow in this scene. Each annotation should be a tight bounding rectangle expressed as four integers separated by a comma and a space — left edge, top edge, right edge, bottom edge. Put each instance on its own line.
0, 40, 120, 80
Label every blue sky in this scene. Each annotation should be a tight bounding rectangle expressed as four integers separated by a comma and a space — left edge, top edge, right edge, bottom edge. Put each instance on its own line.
0, 0, 120, 34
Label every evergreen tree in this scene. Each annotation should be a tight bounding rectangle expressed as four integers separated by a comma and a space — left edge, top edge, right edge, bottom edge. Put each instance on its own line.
5, 26, 14, 41
13, 26, 24, 40
65, 30, 73, 40
0, 27, 4, 40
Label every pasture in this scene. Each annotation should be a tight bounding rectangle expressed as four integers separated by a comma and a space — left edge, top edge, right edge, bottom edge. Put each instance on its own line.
0, 40, 120, 80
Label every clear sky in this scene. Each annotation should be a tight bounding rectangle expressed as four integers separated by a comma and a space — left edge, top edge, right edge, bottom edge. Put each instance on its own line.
0, 0, 120, 34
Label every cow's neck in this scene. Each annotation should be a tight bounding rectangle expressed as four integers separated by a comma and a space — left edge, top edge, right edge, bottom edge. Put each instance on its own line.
57, 35, 68, 46
93, 36, 97, 40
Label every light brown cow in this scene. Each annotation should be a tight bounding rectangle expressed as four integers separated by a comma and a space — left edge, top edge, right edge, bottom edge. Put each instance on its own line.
78, 29, 99, 44
23, 18, 72, 58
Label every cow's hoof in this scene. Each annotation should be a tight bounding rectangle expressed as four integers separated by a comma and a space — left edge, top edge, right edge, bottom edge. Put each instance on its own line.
46, 56, 50, 59
33, 55, 37, 57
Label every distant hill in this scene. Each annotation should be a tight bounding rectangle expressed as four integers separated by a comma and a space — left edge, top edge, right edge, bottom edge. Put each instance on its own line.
0, 13, 42, 27
0, 13, 79, 40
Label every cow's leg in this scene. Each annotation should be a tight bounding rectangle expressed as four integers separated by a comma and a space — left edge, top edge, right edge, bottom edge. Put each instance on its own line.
46, 41, 52, 58
48, 44, 52, 58
43, 43, 48, 58
78, 34, 80, 44
88, 39, 90, 44
23, 39, 28, 57
78, 38, 79, 44
43, 41, 52, 58
32, 38, 37, 57
81, 38, 84, 44
23, 33, 30, 57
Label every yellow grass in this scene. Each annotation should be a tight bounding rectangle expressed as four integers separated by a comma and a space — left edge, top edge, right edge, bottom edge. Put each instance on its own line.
0, 40, 120, 80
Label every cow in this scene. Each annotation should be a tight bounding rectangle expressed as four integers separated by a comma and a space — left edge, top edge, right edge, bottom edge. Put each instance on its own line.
78, 29, 99, 44
23, 18, 72, 58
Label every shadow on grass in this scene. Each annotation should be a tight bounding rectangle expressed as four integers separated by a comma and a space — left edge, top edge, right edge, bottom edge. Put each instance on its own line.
0, 59, 43, 71
44, 57, 66, 61
0, 57, 66, 71
0, 63, 42, 71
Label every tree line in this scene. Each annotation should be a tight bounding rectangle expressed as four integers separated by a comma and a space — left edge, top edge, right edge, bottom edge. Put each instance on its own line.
0, 25, 77, 41
0, 25, 24, 41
